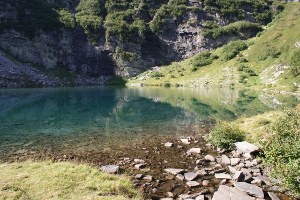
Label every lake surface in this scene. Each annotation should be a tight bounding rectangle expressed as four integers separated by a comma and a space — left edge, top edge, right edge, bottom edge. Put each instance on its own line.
0, 87, 299, 158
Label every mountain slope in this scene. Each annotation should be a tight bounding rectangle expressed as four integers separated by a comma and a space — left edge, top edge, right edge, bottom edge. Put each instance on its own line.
128, 3, 300, 93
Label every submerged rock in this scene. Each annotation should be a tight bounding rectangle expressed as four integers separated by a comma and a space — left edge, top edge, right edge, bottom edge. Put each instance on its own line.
100, 165, 119, 174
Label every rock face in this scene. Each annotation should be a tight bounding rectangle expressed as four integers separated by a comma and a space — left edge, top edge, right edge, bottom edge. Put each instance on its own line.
0, 0, 266, 86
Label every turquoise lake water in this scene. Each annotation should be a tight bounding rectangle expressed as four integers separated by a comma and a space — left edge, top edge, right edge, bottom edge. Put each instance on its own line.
0, 87, 299, 154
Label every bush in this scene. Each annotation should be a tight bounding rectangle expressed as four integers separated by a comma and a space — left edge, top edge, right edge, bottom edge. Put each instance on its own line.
263, 110, 300, 198
289, 49, 300, 77
221, 40, 248, 61
207, 123, 246, 149
191, 52, 217, 68
150, 71, 164, 78
57, 9, 76, 28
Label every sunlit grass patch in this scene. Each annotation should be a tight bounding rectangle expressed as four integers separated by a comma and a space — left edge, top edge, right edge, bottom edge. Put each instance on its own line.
0, 161, 142, 200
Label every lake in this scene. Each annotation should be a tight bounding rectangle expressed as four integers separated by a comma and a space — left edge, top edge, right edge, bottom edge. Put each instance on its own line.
0, 87, 299, 159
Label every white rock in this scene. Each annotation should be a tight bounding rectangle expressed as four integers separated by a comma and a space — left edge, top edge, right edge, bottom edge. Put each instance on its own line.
195, 195, 205, 200
215, 173, 231, 179
221, 155, 231, 165
164, 168, 185, 175
228, 166, 237, 174
204, 155, 215, 162
184, 172, 198, 181
235, 142, 259, 154
134, 159, 145, 163
164, 142, 174, 148
180, 139, 191, 145
187, 148, 201, 155
176, 174, 185, 181
230, 158, 241, 166
135, 163, 146, 169
186, 181, 200, 188
232, 171, 244, 182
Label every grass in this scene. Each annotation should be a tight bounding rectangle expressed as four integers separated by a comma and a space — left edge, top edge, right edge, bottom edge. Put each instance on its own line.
0, 161, 141, 200
128, 3, 300, 92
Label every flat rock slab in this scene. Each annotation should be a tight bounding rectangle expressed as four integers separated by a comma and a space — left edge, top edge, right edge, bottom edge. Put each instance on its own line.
234, 182, 264, 198
235, 142, 259, 154
215, 173, 231, 179
212, 185, 255, 200
164, 168, 185, 175
100, 165, 119, 174
184, 172, 198, 181
186, 181, 200, 188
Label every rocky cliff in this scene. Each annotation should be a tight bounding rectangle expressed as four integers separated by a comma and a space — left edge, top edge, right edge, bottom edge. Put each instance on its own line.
0, 0, 279, 85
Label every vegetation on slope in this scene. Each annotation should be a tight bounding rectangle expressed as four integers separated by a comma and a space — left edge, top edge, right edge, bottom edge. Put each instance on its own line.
0, 161, 141, 200
129, 3, 300, 92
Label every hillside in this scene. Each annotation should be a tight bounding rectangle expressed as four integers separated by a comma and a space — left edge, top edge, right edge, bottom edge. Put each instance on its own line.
0, 0, 282, 87
128, 3, 300, 93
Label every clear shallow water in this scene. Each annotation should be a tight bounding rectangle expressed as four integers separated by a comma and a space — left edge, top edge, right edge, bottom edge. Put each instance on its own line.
0, 87, 299, 154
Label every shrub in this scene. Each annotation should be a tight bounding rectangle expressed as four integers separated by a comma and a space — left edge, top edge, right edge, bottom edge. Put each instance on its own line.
263, 110, 300, 198
221, 40, 248, 61
57, 9, 76, 29
163, 82, 171, 87
207, 123, 246, 149
191, 52, 217, 68
289, 49, 300, 77
150, 71, 164, 78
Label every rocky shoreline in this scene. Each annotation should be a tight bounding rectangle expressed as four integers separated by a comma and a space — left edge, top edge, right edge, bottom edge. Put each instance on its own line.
0, 128, 292, 200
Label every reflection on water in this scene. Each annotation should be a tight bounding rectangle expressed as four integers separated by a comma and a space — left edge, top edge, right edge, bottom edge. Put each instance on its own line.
0, 87, 299, 151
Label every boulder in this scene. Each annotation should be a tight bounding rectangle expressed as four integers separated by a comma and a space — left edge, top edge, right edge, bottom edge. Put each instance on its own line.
233, 182, 264, 198
212, 185, 255, 200
100, 165, 119, 174
234, 142, 259, 154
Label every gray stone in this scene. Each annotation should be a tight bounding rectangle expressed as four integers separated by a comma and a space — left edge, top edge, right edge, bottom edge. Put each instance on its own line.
164, 168, 185, 175
221, 155, 231, 165
204, 155, 215, 162
166, 192, 174, 197
176, 174, 185, 181
135, 163, 146, 169
233, 182, 264, 198
215, 173, 231, 179
235, 142, 259, 154
164, 142, 174, 148
179, 194, 191, 199
232, 171, 244, 182
184, 172, 198, 181
243, 153, 253, 160
187, 148, 201, 155
230, 158, 241, 166
196, 169, 207, 175
186, 181, 200, 188
212, 185, 255, 200
202, 180, 210, 187
255, 175, 271, 185
268, 192, 280, 200
100, 165, 119, 174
